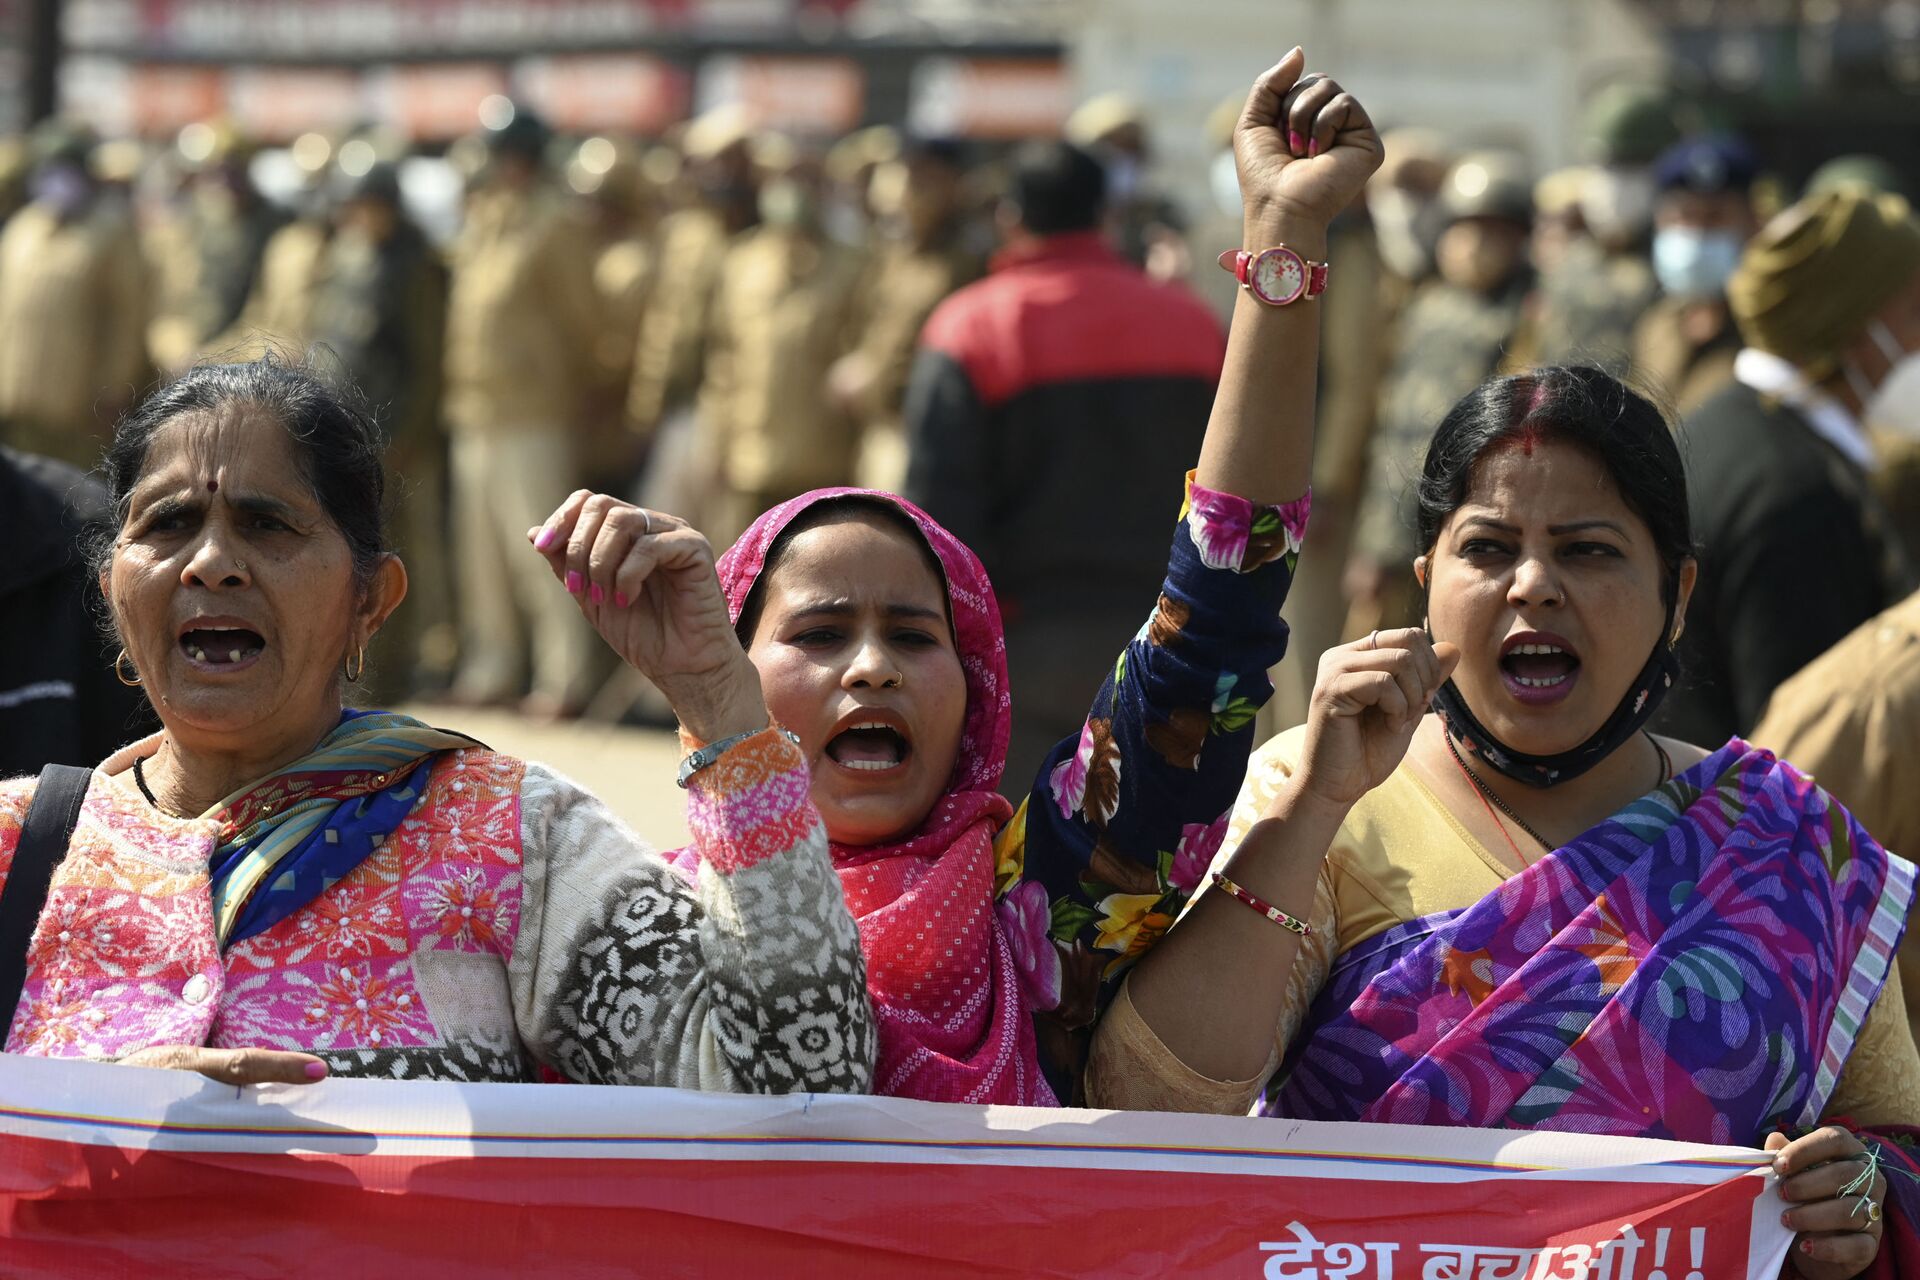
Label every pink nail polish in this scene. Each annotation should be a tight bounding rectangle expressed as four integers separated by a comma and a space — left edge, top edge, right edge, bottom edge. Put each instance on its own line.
1289, 130, 1306, 155
534, 528, 558, 552
615, 591, 630, 608
566, 570, 583, 594
1308, 138, 1321, 158
304, 1061, 328, 1080
590, 582, 605, 604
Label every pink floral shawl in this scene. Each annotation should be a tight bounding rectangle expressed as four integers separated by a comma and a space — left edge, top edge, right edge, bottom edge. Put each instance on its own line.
683, 488, 1055, 1106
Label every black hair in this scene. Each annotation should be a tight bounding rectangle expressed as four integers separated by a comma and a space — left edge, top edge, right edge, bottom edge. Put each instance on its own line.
734, 496, 949, 645
1005, 140, 1106, 236
90, 355, 390, 593
1414, 366, 1694, 598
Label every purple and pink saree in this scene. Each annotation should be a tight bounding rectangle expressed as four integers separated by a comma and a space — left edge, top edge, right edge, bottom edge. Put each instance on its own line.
1272, 741, 1912, 1144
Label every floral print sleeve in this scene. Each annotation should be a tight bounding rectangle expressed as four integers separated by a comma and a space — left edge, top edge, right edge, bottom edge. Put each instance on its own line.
997, 472, 1308, 1101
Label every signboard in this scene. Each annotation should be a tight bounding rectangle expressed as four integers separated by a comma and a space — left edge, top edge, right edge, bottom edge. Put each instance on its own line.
225, 67, 364, 140
364, 61, 511, 140
514, 53, 690, 133
0, 1054, 1795, 1279
696, 52, 864, 133
910, 55, 1072, 138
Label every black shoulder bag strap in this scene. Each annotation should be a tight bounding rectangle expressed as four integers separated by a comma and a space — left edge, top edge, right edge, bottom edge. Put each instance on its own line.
0, 763, 92, 1035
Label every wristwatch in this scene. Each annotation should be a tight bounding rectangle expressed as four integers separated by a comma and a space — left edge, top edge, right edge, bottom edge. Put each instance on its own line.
1217, 246, 1330, 306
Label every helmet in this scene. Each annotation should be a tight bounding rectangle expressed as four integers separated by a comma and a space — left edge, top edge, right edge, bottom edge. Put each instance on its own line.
1438, 152, 1533, 225
1581, 83, 1682, 167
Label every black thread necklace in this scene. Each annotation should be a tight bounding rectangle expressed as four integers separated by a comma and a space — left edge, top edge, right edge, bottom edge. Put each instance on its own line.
1444, 730, 1671, 857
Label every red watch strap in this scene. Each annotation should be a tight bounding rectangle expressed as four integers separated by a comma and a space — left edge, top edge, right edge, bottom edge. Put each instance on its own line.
1307, 261, 1330, 297
1217, 248, 1254, 286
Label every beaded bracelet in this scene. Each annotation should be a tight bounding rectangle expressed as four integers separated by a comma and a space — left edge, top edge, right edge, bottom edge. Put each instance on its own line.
1211, 871, 1313, 936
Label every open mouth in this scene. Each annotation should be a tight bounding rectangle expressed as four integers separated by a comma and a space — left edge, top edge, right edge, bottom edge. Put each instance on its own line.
1498, 633, 1580, 704
824, 717, 913, 774
179, 624, 266, 669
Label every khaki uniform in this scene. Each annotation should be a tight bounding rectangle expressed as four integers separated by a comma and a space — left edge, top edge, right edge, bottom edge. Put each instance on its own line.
1631, 296, 1740, 418
1510, 236, 1657, 377
627, 207, 733, 534
627, 207, 729, 431
1752, 589, 1920, 1050
1353, 276, 1529, 601
444, 185, 606, 708
0, 202, 149, 467
205, 217, 332, 360
312, 225, 452, 701
147, 199, 288, 371
700, 226, 864, 545
581, 231, 656, 488
594, 235, 656, 384
842, 229, 979, 490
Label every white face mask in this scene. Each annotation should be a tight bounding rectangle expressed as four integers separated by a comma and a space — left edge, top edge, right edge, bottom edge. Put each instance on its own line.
1858, 319, 1920, 440
1652, 226, 1744, 300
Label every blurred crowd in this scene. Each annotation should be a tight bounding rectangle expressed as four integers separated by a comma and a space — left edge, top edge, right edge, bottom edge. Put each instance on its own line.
1, 81, 1917, 763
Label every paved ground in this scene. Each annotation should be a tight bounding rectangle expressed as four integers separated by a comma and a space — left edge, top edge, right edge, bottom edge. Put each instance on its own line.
399, 705, 690, 848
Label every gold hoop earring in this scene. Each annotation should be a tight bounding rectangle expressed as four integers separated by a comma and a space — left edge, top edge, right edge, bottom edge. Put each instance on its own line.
114, 649, 141, 687
345, 646, 366, 684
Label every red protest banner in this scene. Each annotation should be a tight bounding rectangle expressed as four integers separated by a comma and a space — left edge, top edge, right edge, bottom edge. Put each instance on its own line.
0, 1055, 1793, 1279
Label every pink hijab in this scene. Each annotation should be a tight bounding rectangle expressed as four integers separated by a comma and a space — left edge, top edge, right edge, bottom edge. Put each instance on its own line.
703, 487, 1054, 1106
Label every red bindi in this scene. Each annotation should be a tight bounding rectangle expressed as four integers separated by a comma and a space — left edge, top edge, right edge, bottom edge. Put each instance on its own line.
206, 479, 218, 492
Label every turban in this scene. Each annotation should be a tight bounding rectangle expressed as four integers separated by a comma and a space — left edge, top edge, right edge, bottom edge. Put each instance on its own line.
1729, 188, 1920, 378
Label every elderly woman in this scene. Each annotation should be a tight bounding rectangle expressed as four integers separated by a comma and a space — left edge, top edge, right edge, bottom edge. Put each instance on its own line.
1073, 367, 1920, 1279
529, 48, 1368, 1105
0, 361, 872, 1092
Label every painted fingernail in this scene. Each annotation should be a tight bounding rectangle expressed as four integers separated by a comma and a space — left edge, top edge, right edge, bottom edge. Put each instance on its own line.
566, 570, 584, 594
304, 1061, 328, 1080
1801, 1241, 1814, 1254
534, 528, 558, 552
614, 591, 630, 608
590, 582, 605, 604
1289, 130, 1306, 154
1308, 138, 1321, 158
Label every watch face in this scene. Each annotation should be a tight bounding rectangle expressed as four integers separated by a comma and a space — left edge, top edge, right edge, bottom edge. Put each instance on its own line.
1251, 247, 1308, 305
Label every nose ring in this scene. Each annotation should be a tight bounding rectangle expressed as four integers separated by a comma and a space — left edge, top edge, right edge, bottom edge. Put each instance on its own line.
234, 559, 247, 572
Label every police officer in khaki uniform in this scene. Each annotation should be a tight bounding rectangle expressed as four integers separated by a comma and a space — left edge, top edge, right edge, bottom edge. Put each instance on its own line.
628, 108, 761, 533
1513, 85, 1677, 377
443, 108, 606, 718
699, 149, 866, 546
829, 138, 981, 492
1632, 135, 1761, 417
1347, 154, 1534, 635
146, 123, 289, 373
0, 122, 149, 468
311, 162, 453, 701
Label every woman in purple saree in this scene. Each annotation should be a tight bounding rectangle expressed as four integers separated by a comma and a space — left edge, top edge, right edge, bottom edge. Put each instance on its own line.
1077, 368, 1920, 1280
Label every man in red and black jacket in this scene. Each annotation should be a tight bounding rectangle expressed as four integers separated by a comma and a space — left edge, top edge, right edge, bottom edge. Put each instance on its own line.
903, 141, 1225, 794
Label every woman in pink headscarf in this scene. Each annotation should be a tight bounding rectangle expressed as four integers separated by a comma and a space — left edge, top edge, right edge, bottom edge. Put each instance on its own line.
526, 49, 1384, 1104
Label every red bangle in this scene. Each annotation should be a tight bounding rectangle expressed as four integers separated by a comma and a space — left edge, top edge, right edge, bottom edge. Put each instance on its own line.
1211, 871, 1313, 936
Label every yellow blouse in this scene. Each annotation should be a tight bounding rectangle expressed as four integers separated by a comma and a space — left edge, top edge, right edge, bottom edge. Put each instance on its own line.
1090, 725, 1920, 1125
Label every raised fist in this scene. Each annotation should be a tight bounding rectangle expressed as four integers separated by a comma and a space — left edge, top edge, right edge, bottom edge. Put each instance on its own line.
1234, 47, 1384, 231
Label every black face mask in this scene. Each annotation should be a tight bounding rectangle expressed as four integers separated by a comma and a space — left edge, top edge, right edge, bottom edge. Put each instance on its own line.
1428, 600, 1681, 788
